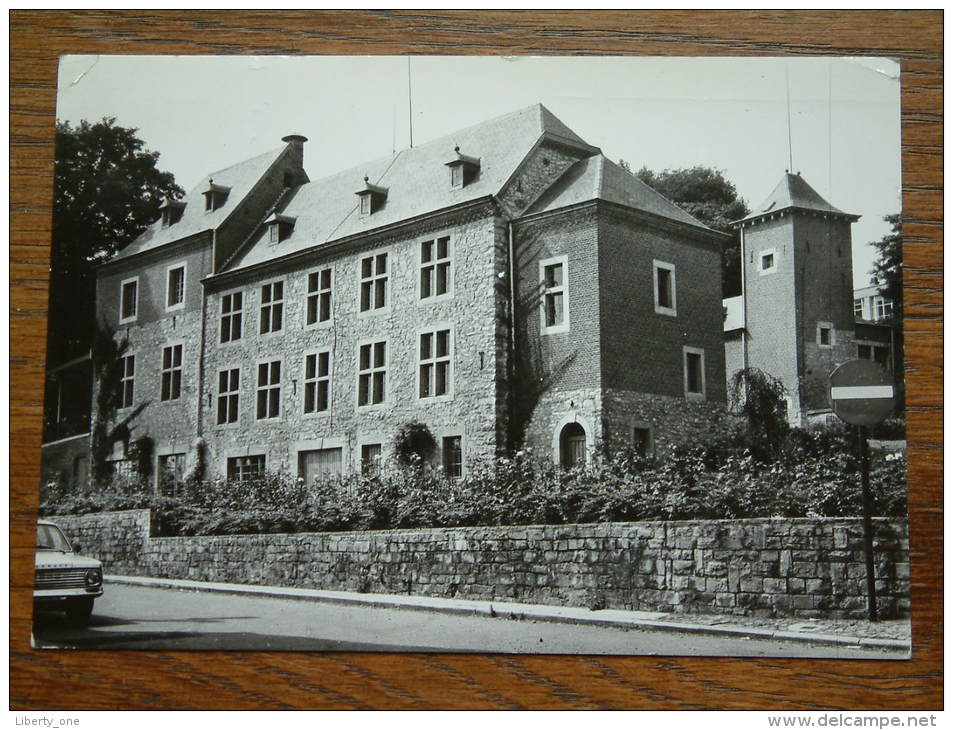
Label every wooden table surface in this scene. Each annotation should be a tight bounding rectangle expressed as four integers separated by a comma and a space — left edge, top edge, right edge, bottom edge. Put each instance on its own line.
10, 10, 942, 710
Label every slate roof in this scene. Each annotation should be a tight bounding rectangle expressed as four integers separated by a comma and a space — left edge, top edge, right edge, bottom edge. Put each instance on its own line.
524, 154, 718, 234
228, 104, 598, 271
736, 172, 858, 224
111, 145, 289, 262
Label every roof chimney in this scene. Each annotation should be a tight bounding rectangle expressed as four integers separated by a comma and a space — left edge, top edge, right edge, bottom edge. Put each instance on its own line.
282, 134, 308, 145
280, 135, 308, 187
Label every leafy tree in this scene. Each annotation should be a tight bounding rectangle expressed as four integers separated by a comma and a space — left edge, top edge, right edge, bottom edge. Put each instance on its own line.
619, 162, 749, 297
870, 214, 902, 321
728, 367, 789, 462
48, 118, 183, 364
869, 213, 904, 409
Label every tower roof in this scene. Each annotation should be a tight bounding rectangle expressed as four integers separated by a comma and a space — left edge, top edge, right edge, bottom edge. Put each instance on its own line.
734, 172, 859, 226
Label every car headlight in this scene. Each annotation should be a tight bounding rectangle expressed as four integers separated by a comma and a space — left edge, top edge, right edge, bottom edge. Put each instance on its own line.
84, 569, 102, 587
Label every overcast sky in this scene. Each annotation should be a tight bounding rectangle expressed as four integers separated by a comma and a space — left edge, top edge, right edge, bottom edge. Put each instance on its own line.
56, 55, 900, 288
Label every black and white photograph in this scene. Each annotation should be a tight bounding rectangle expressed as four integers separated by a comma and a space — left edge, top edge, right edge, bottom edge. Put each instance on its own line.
34, 54, 909, 657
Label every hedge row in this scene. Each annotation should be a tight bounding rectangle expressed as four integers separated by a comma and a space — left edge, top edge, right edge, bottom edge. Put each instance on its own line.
41, 425, 907, 537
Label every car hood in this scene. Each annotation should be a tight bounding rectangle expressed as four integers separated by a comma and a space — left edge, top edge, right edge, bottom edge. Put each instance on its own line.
35, 551, 102, 570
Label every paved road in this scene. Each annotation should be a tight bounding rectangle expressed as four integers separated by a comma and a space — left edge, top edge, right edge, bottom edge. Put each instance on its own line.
32, 583, 901, 657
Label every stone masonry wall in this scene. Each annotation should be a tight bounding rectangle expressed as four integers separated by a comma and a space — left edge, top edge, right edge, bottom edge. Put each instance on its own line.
201, 204, 503, 478
54, 510, 910, 619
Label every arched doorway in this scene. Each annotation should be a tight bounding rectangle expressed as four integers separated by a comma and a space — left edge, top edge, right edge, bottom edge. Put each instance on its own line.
559, 422, 587, 468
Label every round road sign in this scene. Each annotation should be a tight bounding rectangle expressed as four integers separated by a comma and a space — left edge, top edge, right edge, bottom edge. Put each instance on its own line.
829, 359, 895, 427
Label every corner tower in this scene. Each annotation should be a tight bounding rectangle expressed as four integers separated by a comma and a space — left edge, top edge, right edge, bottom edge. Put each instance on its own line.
731, 172, 860, 425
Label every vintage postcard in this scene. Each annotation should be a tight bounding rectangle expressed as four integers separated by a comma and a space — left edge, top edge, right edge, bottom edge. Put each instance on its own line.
35, 55, 908, 656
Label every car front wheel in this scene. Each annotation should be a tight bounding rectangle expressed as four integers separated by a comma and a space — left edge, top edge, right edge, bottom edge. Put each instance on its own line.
65, 597, 94, 623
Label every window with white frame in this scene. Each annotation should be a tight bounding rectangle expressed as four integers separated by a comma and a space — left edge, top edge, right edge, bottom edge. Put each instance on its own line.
683, 347, 706, 400
119, 278, 138, 323
119, 354, 135, 408
217, 367, 240, 425
306, 269, 332, 326
220, 291, 243, 343
758, 248, 778, 275
418, 328, 452, 399
874, 296, 893, 321
357, 341, 387, 407
259, 281, 284, 334
817, 321, 834, 347
303, 350, 331, 414
653, 260, 676, 316
854, 298, 865, 318
442, 436, 463, 480
227, 455, 265, 482
160, 344, 183, 401
420, 235, 452, 299
166, 264, 186, 311
539, 255, 569, 334
361, 443, 383, 477
256, 360, 281, 419
359, 252, 388, 312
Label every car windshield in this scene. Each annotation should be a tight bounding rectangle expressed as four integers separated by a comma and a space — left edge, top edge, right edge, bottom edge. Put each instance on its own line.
36, 524, 72, 552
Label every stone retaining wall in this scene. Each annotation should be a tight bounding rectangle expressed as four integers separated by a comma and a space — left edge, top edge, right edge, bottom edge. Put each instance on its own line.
52, 510, 910, 619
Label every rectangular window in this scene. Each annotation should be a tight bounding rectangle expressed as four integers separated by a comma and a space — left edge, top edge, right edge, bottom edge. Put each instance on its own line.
817, 322, 834, 347
420, 236, 452, 299
758, 248, 778, 275
540, 255, 569, 334
361, 444, 383, 477
357, 341, 387, 407
160, 344, 183, 401
166, 264, 186, 310
359, 252, 388, 312
442, 436, 462, 480
858, 344, 872, 360
227, 455, 265, 482
260, 281, 284, 334
874, 297, 893, 320
303, 350, 331, 414
306, 268, 333, 325
854, 298, 864, 318
298, 448, 343, 485
359, 195, 371, 216
653, 260, 676, 316
157, 453, 186, 496
216, 367, 240, 425
119, 354, 135, 408
632, 427, 652, 458
120, 278, 138, 323
683, 347, 705, 399
418, 328, 452, 399
220, 292, 243, 343
256, 360, 281, 419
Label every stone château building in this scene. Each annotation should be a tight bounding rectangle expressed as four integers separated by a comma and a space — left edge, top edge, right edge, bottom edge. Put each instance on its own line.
90, 104, 736, 487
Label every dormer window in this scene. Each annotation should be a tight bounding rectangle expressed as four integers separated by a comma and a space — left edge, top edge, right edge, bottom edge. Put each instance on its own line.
159, 199, 186, 228
265, 213, 296, 244
203, 180, 231, 212
445, 145, 480, 189
356, 176, 388, 216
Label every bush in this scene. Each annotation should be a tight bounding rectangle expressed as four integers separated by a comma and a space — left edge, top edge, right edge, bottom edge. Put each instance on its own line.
42, 433, 907, 536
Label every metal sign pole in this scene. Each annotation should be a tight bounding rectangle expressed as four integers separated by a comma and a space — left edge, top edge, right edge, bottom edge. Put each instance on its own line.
857, 424, 878, 622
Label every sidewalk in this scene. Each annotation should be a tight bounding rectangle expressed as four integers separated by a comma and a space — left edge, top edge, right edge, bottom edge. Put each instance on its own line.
107, 575, 911, 652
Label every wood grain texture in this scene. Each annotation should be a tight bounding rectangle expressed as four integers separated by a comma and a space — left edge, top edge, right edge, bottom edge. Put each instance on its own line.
10, 10, 942, 710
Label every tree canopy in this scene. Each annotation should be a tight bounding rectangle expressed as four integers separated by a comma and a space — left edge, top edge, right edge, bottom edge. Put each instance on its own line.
869, 214, 904, 410
870, 213, 902, 322
48, 118, 183, 364
619, 162, 749, 297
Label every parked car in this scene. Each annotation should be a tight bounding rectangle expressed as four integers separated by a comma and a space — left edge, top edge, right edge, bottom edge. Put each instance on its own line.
34, 520, 103, 623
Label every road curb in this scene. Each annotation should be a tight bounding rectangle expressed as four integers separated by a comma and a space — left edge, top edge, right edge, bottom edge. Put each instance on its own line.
105, 575, 910, 652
